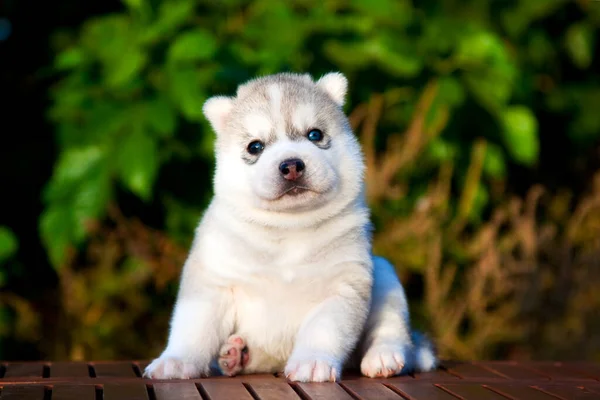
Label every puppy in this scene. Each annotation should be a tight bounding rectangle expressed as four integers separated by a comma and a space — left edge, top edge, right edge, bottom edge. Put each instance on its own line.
144, 72, 437, 382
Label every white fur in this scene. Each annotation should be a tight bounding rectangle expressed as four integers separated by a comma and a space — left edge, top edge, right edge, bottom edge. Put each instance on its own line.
243, 113, 272, 138
267, 84, 285, 132
292, 103, 317, 132
144, 72, 437, 382
203, 96, 234, 134
317, 72, 348, 106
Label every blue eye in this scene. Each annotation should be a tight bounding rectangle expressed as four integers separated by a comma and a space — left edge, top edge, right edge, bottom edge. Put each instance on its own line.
307, 129, 323, 142
247, 140, 265, 155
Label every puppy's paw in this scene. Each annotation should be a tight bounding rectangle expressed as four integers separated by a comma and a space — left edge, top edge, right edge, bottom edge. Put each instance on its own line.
284, 353, 340, 382
360, 344, 406, 378
218, 334, 250, 377
144, 356, 206, 379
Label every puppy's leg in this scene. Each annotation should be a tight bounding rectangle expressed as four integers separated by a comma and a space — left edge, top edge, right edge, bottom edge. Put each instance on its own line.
284, 264, 372, 383
144, 286, 235, 379
358, 256, 437, 378
358, 256, 411, 378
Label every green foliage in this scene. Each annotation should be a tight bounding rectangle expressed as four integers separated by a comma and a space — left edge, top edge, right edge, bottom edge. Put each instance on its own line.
46, 0, 590, 269
501, 106, 539, 166
0, 226, 18, 264
28, 0, 600, 360
0, 226, 18, 288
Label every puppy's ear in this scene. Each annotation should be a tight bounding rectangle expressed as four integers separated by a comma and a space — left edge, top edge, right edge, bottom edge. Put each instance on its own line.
203, 96, 234, 134
316, 72, 348, 106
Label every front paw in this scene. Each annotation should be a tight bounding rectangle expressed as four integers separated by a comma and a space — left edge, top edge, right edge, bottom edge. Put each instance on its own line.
284, 353, 341, 382
360, 344, 407, 378
144, 356, 207, 379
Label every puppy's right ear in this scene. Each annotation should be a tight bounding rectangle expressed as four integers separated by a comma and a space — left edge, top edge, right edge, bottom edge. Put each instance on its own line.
203, 96, 234, 134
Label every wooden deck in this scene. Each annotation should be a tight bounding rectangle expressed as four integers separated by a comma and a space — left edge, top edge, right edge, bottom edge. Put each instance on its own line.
1, 360, 599, 399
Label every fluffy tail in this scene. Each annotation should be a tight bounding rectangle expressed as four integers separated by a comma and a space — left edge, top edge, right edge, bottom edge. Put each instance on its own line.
408, 330, 438, 372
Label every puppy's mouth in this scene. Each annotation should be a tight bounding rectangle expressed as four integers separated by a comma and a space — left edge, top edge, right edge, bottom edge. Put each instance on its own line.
279, 185, 311, 197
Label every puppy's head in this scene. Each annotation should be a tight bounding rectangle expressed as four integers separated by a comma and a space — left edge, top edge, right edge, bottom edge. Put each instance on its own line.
204, 72, 364, 223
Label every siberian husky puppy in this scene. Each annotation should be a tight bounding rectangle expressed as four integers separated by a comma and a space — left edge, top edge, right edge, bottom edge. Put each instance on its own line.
144, 72, 437, 382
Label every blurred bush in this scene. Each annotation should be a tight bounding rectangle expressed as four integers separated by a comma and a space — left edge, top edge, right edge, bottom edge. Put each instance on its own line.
2, 0, 599, 361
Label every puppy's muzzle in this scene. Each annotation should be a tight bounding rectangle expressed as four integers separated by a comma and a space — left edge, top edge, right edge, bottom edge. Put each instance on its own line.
279, 158, 305, 181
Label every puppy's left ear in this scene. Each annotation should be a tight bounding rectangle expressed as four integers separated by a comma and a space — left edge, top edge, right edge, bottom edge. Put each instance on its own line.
316, 72, 348, 106
203, 96, 234, 134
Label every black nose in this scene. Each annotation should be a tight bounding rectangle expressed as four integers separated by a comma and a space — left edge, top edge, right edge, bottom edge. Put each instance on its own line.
279, 158, 305, 181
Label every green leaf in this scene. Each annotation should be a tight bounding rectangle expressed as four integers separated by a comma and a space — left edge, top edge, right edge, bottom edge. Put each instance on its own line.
168, 29, 217, 63
54, 48, 85, 70
427, 138, 457, 162
167, 67, 205, 121
483, 143, 506, 178
47, 146, 105, 200
463, 68, 515, 112
565, 23, 594, 69
438, 77, 465, 107
123, 0, 143, 10
501, 106, 539, 166
456, 31, 504, 65
117, 129, 159, 200
71, 160, 112, 241
140, 0, 195, 42
40, 146, 111, 268
51, 145, 104, 197
105, 49, 147, 88
40, 206, 73, 269
145, 97, 177, 137
0, 227, 18, 262
470, 183, 489, 222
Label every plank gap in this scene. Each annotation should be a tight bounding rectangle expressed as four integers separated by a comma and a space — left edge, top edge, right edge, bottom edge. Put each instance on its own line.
89, 364, 97, 378
242, 382, 262, 400
437, 365, 463, 380
95, 384, 103, 400
0, 363, 5, 378
195, 382, 211, 400
434, 383, 469, 399
382, 383, 412, 399
44, 385, 52, 400
146, 383, 157, 400
42, 364, 50, 378
133, 363, 143, 378
288, 382, 311, 400
338, 382, 365, 400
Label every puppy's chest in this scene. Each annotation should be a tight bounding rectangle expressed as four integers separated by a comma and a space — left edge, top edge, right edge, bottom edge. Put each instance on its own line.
231, 280, 327, 349
225, 234, 333, 280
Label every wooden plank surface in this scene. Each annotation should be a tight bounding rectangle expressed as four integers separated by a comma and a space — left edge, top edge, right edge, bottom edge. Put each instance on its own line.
245, 379, 301, 400
153, 382, 203, 400
93, 362, 137, 377
442, 361, 507, 380
526, 363, 596, 381
1, 360, 600, 400
103, 382, 150, 400
341, 380, 403, 399
200, 381, 255, 400
3, 363, 45, 378
484, 383, 563, 400
440, 383, 509, 399
476, 362, 551, 381
387, 383, 460, 399
49, 362, 90, 377
535, 384, 600, 399
412, 368, 460, 381
0, 385, 45, 399
563, 362, 600, 381
51, 384, 96, 400
295, 382, 355, 400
